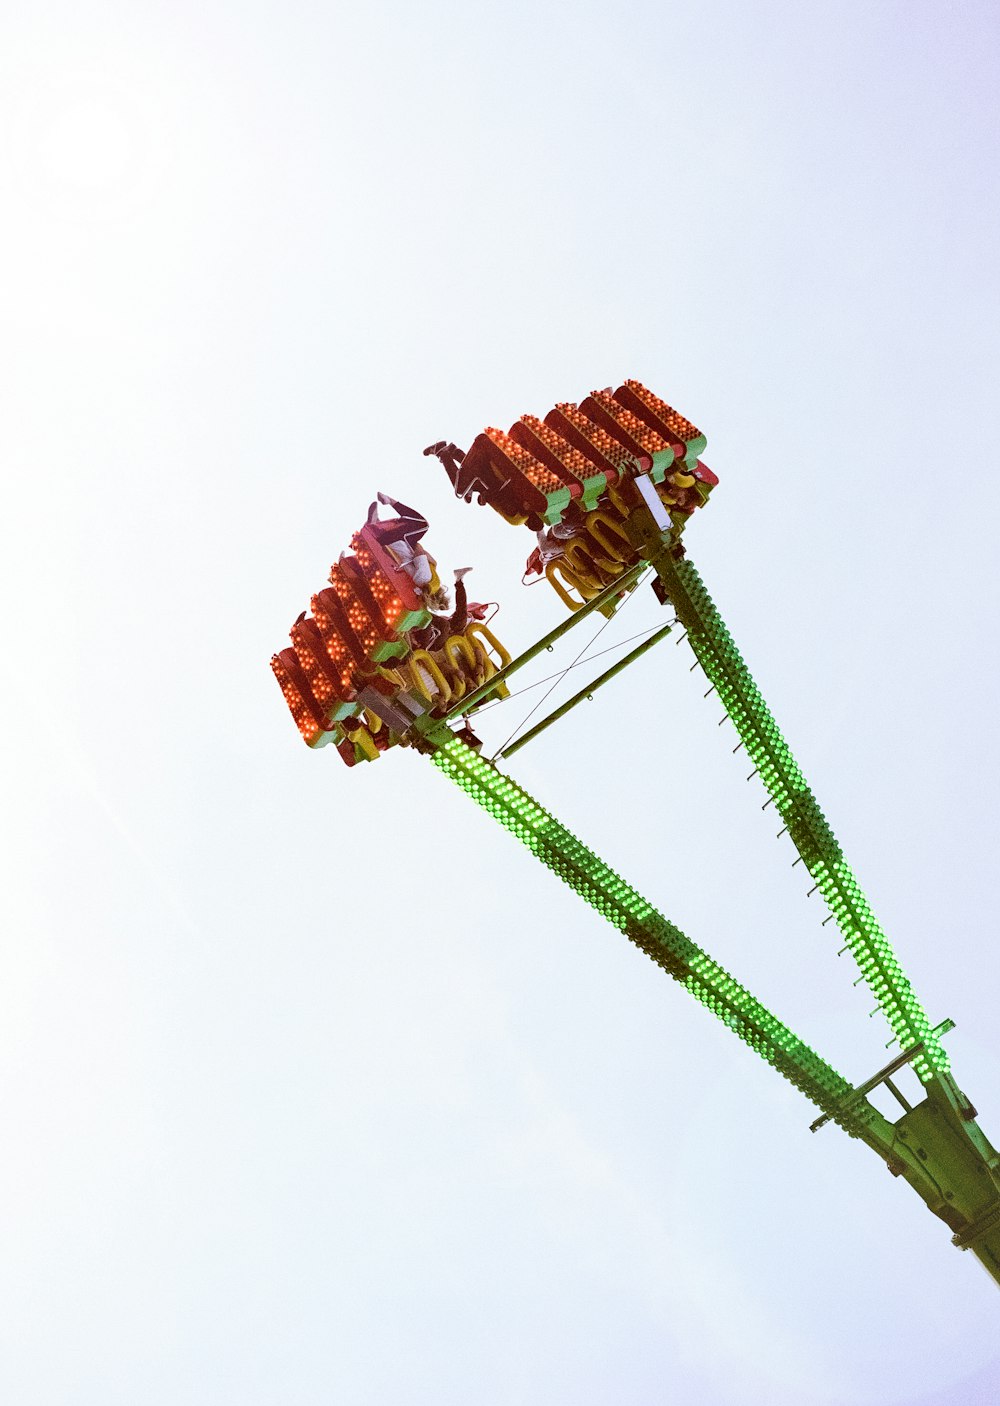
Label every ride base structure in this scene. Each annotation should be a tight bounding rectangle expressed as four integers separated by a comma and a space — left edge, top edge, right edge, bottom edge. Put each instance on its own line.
271, 379, 1000, 1287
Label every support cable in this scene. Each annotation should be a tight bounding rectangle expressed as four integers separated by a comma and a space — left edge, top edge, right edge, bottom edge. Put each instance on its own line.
490, 569, 649, 760
472, 623, 673, 717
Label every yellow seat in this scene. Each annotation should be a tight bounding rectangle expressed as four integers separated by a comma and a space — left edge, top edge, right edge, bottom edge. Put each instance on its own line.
467, 622, 511, 698
407, 648, 453, 707
561, 538, 610, 591
440, 633, 479, 701
545, 558, 593, 609
584, 508, 633, 566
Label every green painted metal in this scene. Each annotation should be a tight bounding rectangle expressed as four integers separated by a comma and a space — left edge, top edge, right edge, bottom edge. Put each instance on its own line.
647, 544, 947, 1083
440, 561, 646, 724
497, 621, 675, 760
809, 1019, 955, 1133
639, 537, 1000, 1281
421, 722, 872, 1131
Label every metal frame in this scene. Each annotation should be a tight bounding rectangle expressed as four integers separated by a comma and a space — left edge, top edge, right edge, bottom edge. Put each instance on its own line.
497, 621, 674, 760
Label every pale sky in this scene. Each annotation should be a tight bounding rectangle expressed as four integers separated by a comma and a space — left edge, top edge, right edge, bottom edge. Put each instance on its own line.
2, 3, 999, 1404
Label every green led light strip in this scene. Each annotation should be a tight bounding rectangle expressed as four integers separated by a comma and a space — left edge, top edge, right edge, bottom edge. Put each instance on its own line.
650, 547, 946, 1082
427, 728, 879, 1134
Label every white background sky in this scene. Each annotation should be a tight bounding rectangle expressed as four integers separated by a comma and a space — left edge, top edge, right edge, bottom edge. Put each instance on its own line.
2, 3, 999, 1403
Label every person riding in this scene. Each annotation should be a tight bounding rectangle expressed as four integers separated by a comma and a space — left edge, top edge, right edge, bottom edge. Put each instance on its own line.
368, 492, 490, 662
412, 566, 488, 652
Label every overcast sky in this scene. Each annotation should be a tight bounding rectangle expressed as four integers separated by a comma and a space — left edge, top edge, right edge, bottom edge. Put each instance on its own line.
2, 3, 999, 1403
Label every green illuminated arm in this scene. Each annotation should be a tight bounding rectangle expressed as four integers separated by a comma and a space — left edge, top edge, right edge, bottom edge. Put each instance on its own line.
642, 543, 1000, 1281
421, 724, 876, 1137
649, 547, 948, 1081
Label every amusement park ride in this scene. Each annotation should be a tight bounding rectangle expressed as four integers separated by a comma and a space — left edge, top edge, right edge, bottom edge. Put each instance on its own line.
272, 378, 1000, 1286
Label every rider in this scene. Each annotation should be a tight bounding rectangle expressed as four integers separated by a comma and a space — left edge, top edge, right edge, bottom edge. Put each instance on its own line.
412, 566, 489, 651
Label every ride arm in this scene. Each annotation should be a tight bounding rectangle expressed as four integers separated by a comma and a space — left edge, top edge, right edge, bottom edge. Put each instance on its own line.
648, 545, 947, 1080
417, 722, 880, 1138
643, 541, 1000, 1283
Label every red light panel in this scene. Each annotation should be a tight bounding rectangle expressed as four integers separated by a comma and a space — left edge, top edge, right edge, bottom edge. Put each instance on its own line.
614, 380, 706, 459
329, 561, 382, 661
459, 430, 571, 523
271, 648, 330, 747
312, 586, 367, 689
289, 618, 351, 714
544, 403, 633, 481
352, 528, 425, 619
509, 416, 597, 496
484, 427, 567, 499
338, 553, 405, 653
581, 390, 673, 461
